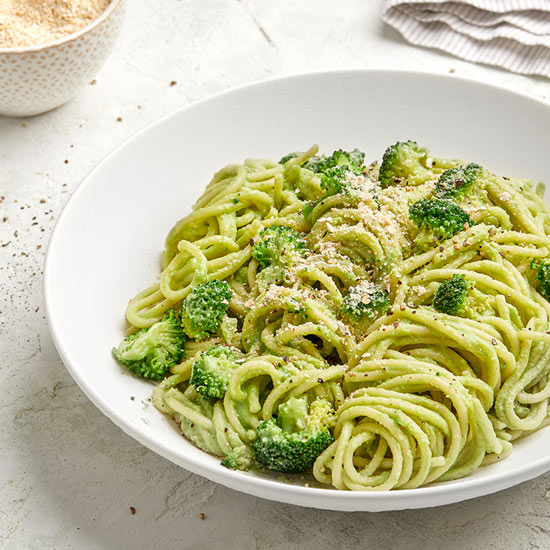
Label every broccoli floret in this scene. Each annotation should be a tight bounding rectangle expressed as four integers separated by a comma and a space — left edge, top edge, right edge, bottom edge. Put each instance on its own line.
190, 345, 240, 399
340, 282, 390, 321
252, 226, 306, 287
433, 274, 468, 315
409, 198, 473, 240
435, 163, 482, 199
379, 140, 429, 188
328, 148, 365, 174
302, 166, 362, 221
304, 148, 365, 175
253, 397, 334, 474
534, 261, 550, 301
279, 149, 365, 173
112, 310, 185, 380
181, 280, 232, 339
320, 166, 351, 196
221, 445, 254, 471
252, 225, 306, 270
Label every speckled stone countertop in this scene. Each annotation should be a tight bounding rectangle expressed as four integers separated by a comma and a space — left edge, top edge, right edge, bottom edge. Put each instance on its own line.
1, 1, 550, 548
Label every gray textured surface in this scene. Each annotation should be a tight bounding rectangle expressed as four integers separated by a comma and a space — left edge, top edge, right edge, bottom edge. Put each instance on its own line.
1, 1, 550, 548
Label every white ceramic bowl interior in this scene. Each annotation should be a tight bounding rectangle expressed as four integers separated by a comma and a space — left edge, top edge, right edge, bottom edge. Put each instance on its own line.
45, 70, 550, 511
0, 0, 125, 117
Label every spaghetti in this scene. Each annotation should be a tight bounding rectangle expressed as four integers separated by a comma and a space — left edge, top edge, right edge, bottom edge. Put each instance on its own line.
119, 143, 550, 490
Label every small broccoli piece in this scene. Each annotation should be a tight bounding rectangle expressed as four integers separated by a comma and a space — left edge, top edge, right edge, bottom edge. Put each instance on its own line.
112, 310, 185, 380
379, 140, 429, 188
304, 148, 365, 175
252, 226, 306, 288
279, 149, 365, 173
181, 280, 232, 339
253, 397, 334, 474
435, 163, 483, 199
190, 345, 240, 399
409, 198, 473, 240
319, 166, 351, 197
221, 445, 254, 471
252, 225, 306, 270
279, 152, 301, 165
302, 166, 362, 222
328, 148, 365, 174
534, 261, 550, 301
336, 148, 365, 166
433, 274, 468, 315
340, 282, 390, 321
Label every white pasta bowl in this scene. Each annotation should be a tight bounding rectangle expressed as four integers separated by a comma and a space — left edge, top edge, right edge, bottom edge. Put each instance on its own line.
44, 70, 550, 511
0, 0, 125, 117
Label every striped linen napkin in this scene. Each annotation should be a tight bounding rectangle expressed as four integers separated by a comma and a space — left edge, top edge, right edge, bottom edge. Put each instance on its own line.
383, 0, 550, 77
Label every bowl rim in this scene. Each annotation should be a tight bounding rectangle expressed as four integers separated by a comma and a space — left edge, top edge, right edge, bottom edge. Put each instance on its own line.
0, 0, 122, 54
44, 68, 550, 510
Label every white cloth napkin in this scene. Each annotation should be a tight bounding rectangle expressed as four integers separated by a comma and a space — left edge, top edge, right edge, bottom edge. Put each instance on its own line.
383, 0, 550, 77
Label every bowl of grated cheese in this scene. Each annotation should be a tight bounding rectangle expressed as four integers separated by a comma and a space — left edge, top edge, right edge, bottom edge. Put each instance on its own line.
0, 0, 125, 117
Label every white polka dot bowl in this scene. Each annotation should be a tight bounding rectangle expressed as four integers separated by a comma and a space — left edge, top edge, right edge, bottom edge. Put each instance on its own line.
0, 0, 125, 117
